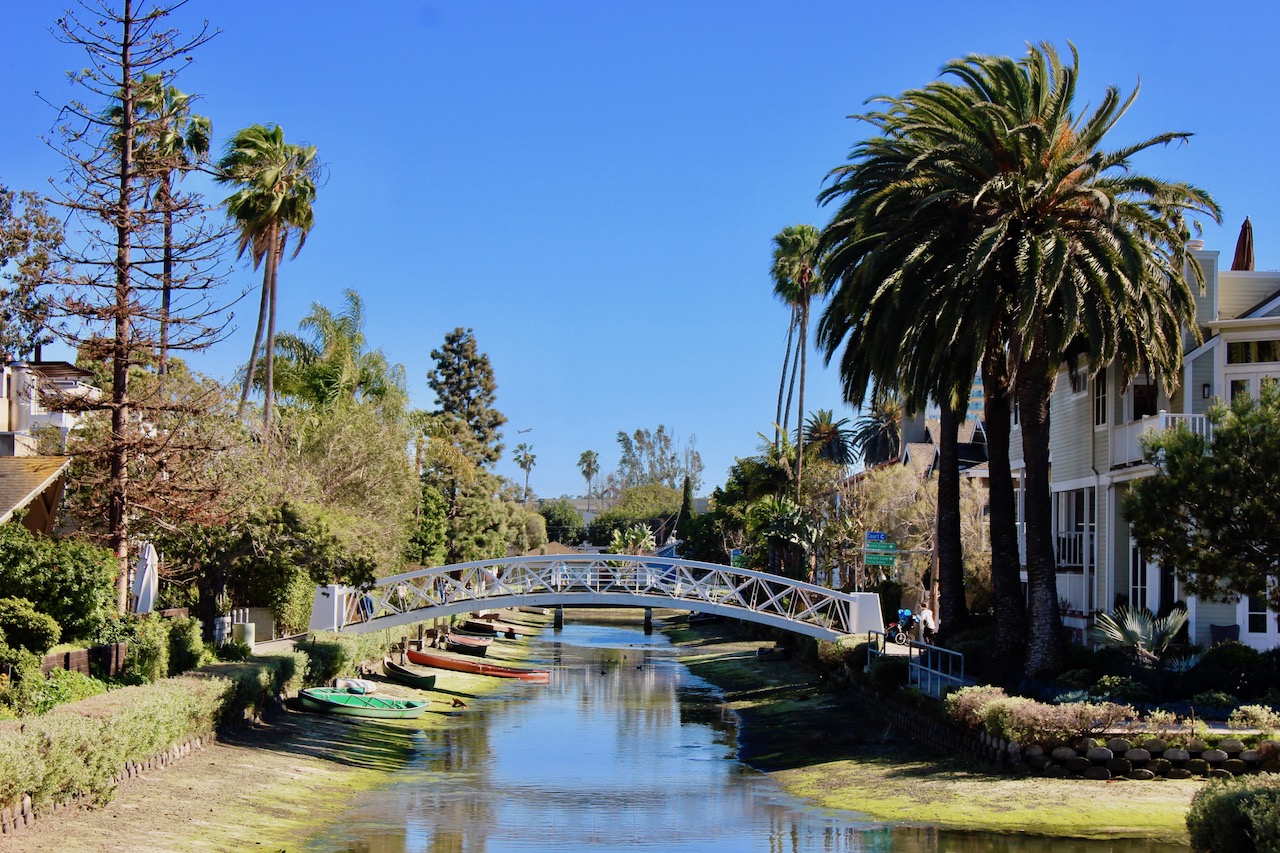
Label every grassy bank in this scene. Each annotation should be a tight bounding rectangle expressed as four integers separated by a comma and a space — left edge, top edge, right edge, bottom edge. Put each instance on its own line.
0, 612, 551, 853
664, 618, 1200, 844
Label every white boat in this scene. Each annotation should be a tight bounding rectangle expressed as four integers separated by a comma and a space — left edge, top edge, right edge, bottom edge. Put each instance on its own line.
333, 677, 377, 694
517, 606, 550, 616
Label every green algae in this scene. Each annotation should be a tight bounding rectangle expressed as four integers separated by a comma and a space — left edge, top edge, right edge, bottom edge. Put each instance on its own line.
663, 618, 1200, 843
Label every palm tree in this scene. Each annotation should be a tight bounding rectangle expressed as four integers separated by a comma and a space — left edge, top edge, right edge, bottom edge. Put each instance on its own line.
804, 409, 856, 466
271, 289, 405, 416
216, 124, 319, 430
107, 74, 211, 379
513, 443, 536, 503
577, 449, 599, 513
818, 43, 1217, 673
849, 391, 902, 468
770, 224, 826, 500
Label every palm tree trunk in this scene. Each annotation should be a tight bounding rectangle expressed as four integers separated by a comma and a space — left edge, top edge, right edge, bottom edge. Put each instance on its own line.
776, 307, 796, 451
982, 361, 1027, 660
1018, 345, 1064, 676
796, 295, 807, 501
936, 393, 968, 640
263, 235, 281, 430
236, 245, 273, 418
783, 314, 800, 446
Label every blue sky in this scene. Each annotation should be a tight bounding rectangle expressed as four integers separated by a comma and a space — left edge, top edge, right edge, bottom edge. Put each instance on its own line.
2, 1, 1276, 497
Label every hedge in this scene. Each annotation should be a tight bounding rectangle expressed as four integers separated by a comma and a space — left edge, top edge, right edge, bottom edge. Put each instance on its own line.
0, 652, 305, 812
944, 683, 1135, 746
302, 629, 398, 686
1188, 775, 1280, 853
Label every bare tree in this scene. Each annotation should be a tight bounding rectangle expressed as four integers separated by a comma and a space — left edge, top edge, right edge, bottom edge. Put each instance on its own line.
41, 0, 231, 612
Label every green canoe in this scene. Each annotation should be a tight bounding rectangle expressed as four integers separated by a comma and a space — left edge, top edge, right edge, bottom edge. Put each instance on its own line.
382, 658, 438, 691
299, 687, 428, 719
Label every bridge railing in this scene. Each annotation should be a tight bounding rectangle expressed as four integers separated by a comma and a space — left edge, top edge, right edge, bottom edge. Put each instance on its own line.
311, 555, 883, 639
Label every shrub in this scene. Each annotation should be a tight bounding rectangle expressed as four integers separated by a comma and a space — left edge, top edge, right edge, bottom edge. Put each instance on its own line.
1187, 775, 1280, 853
0, 523, 115, 643
1229, 705, 1280, 735
978, 696, 1135, 746
1056, 668, 1096, 690
121, 615, 170, 683
166, 615, 208, 675
302, 630, 395, 684
1191, 690, 1240, 712
867, 655, 909, 693
1090, 674, 1148, 704
0, 597, 61, 654
0, 646, 47, 716
945, 685, 1008, 731
30, 668, 107, 716
1197, 642, 1263, 696
1144, 709, 1180, 740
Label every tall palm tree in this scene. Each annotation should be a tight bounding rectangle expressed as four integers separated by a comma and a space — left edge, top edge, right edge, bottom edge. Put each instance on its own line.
770, 224, 826, 500
577, 449, 599, 513
216, 124, 319, 430
849, 391, 902, 468
513, 443, 536, 503
818, 43, 1217, 673
107, 74, 211, 379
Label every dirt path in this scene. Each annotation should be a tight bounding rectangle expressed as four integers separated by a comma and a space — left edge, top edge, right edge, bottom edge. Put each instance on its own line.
665, 620, 1201, 843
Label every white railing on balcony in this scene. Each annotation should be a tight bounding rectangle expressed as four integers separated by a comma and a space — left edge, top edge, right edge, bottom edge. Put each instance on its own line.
1110, 411, 1211, 468
1055, 570, 1088, 615
1054, 531, 1094, 570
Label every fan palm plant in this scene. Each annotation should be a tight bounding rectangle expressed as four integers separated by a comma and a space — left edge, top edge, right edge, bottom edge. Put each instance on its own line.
1089, 606, 1189, 669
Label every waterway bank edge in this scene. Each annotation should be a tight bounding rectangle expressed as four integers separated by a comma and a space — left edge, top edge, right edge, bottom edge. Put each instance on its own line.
664, 618, 1200, 844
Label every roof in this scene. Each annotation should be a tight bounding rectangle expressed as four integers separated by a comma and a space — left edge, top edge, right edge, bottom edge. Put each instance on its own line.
925, 417, 979, 446
902, 442, 937, 477
0, 456, 71, 532
523, 541, 583, 556
19, 361, 97, 383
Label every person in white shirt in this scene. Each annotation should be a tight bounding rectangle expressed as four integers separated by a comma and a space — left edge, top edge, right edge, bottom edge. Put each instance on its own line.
918, 605, 937, 644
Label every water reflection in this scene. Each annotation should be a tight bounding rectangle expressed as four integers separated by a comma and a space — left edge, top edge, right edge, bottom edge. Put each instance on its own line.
306, 622, 1184, 853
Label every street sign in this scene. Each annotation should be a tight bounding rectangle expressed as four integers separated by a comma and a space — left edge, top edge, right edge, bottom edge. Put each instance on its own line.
865, 531, 887, 542
730, 549, 747, 568
866, 542, 897, 551
865, 553, 897, 567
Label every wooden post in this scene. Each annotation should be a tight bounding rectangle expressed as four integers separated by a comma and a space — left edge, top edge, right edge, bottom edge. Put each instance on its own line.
644, 607, 653, 635
554, 605, 564, 631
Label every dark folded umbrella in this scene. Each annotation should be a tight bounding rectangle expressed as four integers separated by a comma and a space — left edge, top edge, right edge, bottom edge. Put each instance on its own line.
1232, 216, 1254, 271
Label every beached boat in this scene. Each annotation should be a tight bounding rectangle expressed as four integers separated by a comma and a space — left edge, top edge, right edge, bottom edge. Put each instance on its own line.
465, 617, 528, 637
454, 622, 498, 638
298, 687, 428, 719
444, 632, 492, 656
407, 646, 551, 683
382, 658, 438, 690
517, 606, 550, 616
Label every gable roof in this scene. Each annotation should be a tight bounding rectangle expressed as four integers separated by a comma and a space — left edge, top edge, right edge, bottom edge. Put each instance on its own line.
0, 456, 71, 533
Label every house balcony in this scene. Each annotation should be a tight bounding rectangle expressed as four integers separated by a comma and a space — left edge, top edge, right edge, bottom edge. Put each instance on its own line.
1110, 411, 1211, 468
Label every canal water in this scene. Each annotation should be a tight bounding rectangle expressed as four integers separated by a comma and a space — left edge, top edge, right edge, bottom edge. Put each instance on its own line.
306, 621, 1185, 852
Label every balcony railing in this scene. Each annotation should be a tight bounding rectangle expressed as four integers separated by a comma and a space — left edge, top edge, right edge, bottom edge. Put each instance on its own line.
1110, 411, 1211, 468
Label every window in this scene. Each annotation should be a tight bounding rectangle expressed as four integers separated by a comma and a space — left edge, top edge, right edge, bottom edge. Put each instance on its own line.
1227, 340, 1280, 365
1012, 400, 1020, 426
1131, 374, 1157, 421
1093, 372, 1107, 427
1248, 596, 1269, 634
1129, 542, 1147, 610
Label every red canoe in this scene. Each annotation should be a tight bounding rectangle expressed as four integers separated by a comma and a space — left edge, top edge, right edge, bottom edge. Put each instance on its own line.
407, 646, 551, 683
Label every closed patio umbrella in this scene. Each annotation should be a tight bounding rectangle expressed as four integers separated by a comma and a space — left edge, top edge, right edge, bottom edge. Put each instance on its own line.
1232, 216, 1254, 271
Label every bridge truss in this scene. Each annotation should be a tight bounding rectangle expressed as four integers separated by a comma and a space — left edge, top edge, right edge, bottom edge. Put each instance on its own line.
308, 554, 883, 640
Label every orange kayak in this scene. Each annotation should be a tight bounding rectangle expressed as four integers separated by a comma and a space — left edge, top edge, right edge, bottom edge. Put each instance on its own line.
407, 646, 550, 683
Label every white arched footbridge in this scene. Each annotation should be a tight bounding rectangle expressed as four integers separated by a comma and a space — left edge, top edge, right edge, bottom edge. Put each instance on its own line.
309, 555, 883, 641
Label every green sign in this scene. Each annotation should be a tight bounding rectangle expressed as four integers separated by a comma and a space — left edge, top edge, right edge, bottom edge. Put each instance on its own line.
865, 553, 897, 567
866, 542, 897, 551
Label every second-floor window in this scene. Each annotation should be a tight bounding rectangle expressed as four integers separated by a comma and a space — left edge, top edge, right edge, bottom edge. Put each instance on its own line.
1093, 372, 1107, 427
1130, 373, 1157, 421
1067, 355, 1088, 395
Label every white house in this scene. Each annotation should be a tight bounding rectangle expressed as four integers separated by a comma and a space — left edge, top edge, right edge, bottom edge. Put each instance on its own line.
1024, 238, 1280, 649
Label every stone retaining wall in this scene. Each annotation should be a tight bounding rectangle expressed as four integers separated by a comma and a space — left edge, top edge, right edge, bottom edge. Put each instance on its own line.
0, 735, 206, 836
841, 664, 1275, 782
